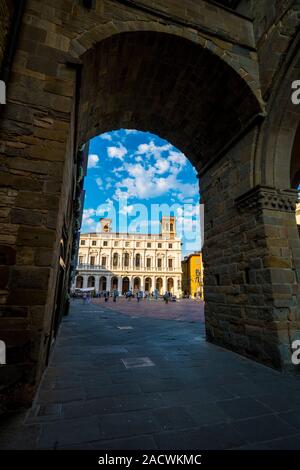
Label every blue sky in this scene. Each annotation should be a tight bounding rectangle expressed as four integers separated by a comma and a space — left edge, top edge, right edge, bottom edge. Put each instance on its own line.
82, 129, 201, 256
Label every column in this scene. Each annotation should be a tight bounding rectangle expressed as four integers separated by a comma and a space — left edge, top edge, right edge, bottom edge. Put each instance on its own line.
205, 184, 300, 372
163, 277, 167, 293
140, 275, 144, 292
118, 276, 122, 294
83, 275, 88, 288
94, 275, 100, 293
106, 275, 112, 292
152, 276, 155, 293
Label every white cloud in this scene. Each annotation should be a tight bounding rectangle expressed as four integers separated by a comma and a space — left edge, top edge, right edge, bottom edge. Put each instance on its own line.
96, 177, 103, 189
88, 154, 99, 168
99, 133, 112, 141
155, 159, 170, 174
168, 150, 186, 167
136, 140, 172, 159
124, 129, 138, 135
119, 204, 134, 215
107, 144, 127, 161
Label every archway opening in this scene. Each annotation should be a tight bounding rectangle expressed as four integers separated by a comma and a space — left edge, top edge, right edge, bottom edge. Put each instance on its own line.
156, 277, 163, 295
133, 277, 141, 292
167, 278, 174, 294
145, 277, 152, 293
99, 276, 107, 291
87, 276, 95, 288
76, 276, 83, 288
122, 277, 130, 294
111, 276, 118, 290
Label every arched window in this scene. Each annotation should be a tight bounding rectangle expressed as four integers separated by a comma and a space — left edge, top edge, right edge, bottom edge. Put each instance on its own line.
135, 253, 140, 267
87, 276, 95, 287
76, 276, 83, 288
124, 252, 129, 267
113, 252, 118, 267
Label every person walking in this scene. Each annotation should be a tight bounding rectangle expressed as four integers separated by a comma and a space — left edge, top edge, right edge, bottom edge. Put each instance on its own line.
104, 291, 109, 302
163, 291, 169, 304
113, 289, 118, 302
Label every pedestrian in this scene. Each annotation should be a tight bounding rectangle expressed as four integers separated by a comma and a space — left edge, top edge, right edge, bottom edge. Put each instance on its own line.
113, 289, 118, 302
163, 292, 169, 304
104, 291, 109, 302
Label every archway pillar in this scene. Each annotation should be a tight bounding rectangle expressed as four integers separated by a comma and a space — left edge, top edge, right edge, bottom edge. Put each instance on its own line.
204, 183, 300, 373
82, 276, 88, 288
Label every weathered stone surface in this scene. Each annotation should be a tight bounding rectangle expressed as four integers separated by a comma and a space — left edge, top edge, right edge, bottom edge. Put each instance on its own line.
0, 0, 299, 416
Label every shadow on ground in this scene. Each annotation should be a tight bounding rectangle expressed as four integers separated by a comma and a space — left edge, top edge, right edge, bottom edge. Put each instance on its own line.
1, 299, 300, 450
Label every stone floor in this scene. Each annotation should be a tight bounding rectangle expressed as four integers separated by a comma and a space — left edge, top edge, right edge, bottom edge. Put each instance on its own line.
1, 299, 300, 450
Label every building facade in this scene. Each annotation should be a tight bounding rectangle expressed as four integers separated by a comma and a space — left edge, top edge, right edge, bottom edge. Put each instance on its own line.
73, 217, 182, 296
182, 252, 204, 299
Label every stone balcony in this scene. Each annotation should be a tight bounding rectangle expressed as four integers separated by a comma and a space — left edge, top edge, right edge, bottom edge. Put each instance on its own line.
77, 264, 181, 273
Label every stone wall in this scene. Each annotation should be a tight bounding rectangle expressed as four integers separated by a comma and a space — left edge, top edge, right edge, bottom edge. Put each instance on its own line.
202, 129, 300, 371
0, 0, 299, 412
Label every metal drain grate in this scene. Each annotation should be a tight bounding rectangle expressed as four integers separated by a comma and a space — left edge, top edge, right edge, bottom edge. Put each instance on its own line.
121, 357, 155, 369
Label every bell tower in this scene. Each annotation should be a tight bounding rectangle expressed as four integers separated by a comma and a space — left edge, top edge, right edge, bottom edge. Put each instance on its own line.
160, 216, 176, 239
100, 218, 112, 233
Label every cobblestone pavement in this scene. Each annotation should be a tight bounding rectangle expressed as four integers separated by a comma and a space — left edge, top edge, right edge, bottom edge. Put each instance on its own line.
1, 300, 300, 450
93, 297, 205, 322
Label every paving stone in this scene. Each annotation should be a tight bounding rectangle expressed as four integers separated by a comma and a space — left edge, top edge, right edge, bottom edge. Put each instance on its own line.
154, 423, 246, 450
62, 398, 117, 419
232, 415, 298, 444
152, 406, 196, 431
91, 435, 158, 450
99, 410, 161, 439
216, 397, 273, 420
3, 300, 300, 450
38, 416, 101, 448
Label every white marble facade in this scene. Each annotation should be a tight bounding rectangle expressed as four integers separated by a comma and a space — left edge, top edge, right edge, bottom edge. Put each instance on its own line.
73, 217, 182, 296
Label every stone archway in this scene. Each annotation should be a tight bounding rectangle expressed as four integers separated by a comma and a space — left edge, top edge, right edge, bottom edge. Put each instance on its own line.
133, 277, 141, 292
167, 278, 174, 294
87, 276, 95, 288
111, 276, 118, 290
99, 276, 107, 291
122, 277, 130, 294
156, 278, 163, 295
145, 277, 152, 293
2, 2, 300, 414
76, 276, 83, 288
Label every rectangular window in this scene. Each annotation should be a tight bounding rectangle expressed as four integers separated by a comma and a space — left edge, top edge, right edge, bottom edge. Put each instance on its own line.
136, 242, 140, 247
146, 258, 151, 268
92, 240, 96, 246
157, 259, 162, 268
168, 258, 173, 268
147, 242, 151, 248
103, 241, 108, 247
114, 241, 118, 247
90, 256, 95, 265
80, 240, 85, 245
158, 243, 162, 248
102, 257, 106, 267
168, 243, 172, 249
79, 256, 84, 264
125, 241, 130, 247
